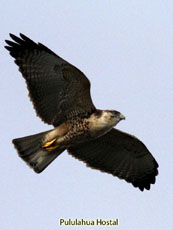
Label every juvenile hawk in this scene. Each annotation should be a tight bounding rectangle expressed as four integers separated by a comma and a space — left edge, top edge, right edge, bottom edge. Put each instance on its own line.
5, 33, 159, 191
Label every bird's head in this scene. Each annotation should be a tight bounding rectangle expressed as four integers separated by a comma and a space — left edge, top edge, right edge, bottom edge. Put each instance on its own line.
101, 110, 125, 127
91, 109, 125, 128
88, 110, 125, 137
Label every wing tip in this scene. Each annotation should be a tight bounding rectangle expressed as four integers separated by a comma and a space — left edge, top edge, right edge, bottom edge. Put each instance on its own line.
132, 169, 159, 192
5, 33, 58, 58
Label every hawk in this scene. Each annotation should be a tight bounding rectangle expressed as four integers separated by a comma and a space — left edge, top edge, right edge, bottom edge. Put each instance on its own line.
5, 33, 159, 191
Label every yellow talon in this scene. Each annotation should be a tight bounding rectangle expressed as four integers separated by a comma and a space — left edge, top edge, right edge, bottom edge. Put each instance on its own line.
46, 145, 58, 151
42, 138, 56, 148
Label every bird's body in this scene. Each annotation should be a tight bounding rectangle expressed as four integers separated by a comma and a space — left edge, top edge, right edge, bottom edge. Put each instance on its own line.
42, 110, 124, 150
5, 33, 159, 191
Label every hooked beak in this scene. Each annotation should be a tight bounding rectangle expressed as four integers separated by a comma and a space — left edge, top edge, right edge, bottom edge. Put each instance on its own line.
120, 114, 125, 120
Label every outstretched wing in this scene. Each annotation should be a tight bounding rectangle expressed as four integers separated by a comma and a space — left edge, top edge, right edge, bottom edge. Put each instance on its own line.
5, 33, 96, 126
68, 128, 159, 191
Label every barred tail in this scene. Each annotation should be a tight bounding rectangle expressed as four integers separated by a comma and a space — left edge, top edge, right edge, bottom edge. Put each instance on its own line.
12, 131, 65, 173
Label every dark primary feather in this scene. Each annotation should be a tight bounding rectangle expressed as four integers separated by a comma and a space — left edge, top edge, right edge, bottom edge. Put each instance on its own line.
5, 33, 96, 126
68, 128, 159, 191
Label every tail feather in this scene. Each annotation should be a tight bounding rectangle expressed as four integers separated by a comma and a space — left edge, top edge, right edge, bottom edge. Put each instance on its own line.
12, 131, 65, 173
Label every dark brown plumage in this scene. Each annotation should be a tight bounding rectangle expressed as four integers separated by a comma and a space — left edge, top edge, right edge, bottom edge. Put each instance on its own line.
69, 129, 158, 191
5, 33, 95, 126
5, 33, 159, 191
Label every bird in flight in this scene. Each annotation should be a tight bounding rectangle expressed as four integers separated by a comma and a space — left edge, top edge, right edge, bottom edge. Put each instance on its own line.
5, 33, 159, 191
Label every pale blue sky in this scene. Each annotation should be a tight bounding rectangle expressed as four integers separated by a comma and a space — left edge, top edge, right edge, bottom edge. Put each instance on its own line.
1, 1, 172, 230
